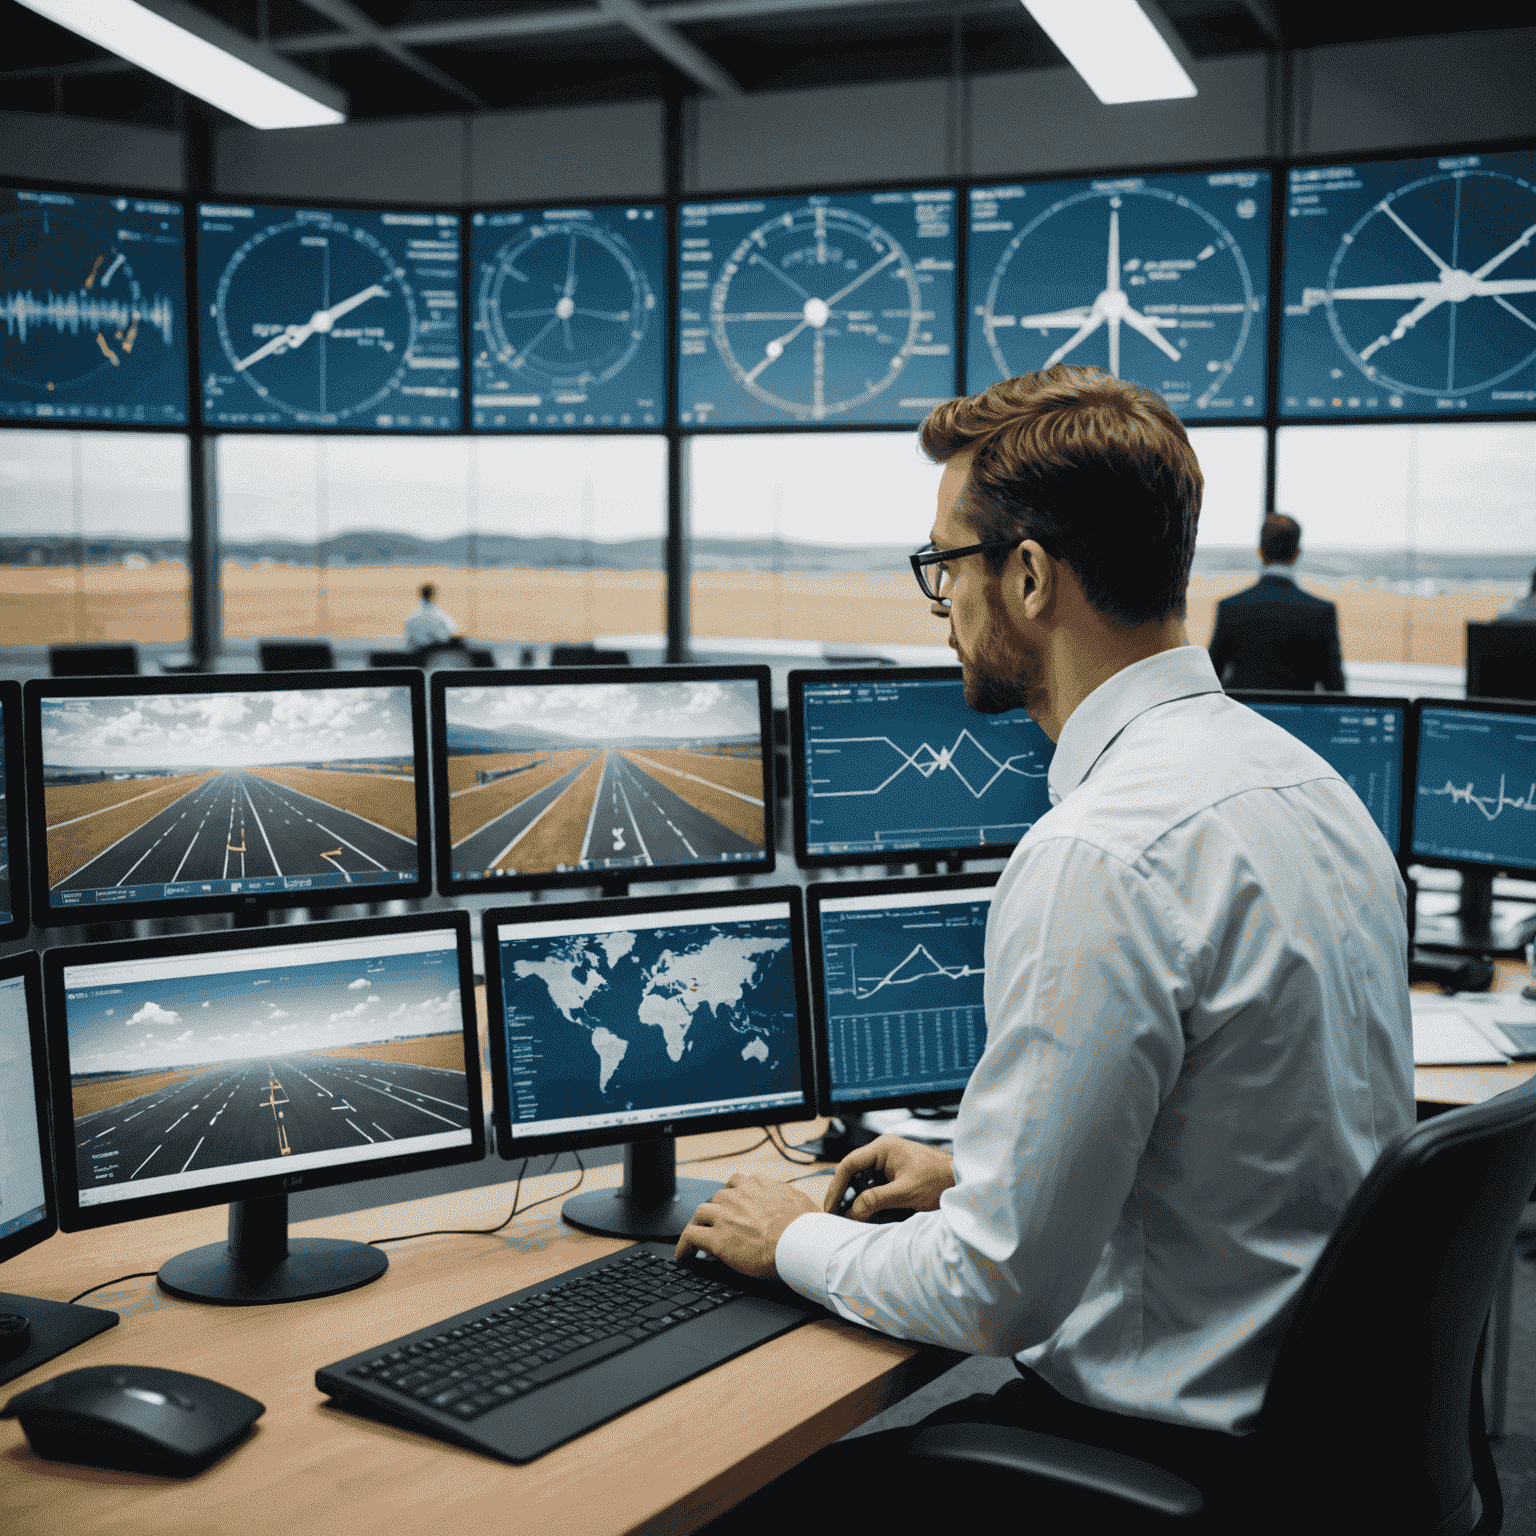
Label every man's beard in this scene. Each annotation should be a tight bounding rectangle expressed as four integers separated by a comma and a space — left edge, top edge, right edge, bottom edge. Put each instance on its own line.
961, 610, 1045, 719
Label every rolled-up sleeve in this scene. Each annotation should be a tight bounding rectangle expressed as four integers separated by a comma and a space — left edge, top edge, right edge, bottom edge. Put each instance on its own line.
775, 836, 1188, 1355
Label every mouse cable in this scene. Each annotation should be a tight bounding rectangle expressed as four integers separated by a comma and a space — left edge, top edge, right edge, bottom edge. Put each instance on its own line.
367, 1156, 539, 1245
68, 1271, 159, 1306
764, 1124, 821, 1165
680, 1132, 769, 1164
507, 1152, 584, 1217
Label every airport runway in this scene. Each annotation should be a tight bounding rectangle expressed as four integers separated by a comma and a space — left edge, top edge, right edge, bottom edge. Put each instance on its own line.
74, 1052, 471, 1192
452, 748, 761, 876
52, 769, 415, 895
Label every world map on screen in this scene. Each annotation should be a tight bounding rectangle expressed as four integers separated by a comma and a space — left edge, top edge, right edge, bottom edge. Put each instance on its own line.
502, 919, 797, 1124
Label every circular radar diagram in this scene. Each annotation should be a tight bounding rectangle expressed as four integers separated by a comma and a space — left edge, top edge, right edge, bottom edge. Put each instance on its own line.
709, 203, 924, 420
978, 185, 1260, 412
211, 214, 420, 423
1307, 169, 1536, 401
1, 209, 175, 401
478, 221, 654, 391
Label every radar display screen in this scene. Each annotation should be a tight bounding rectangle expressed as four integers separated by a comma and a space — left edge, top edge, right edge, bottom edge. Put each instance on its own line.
1279, 148, 1536, 417
197, 201, 462, 431
470, 203, 665, 430
966, 169, 1270, 420
1, 185, 188, 425
678, 189, 958, 427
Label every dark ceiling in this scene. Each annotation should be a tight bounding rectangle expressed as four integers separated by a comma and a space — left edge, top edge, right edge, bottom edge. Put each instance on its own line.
2, 0, 1532, 129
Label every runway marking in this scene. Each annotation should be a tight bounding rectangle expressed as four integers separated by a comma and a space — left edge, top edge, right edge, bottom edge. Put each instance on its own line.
346, 1119, 375, 1143
623, 752, 765, 805
180, 1136, 205, 1173
47, 779, 205, 830
372, 1123, 395, 1140
357, 1074, 464, 1110
614, 770, 653, 865
130, 1144, 161, 1179
485, 782, 572, 867
294, 1069, 332, 1096
580, 752, 609, 863
166, 1112, 188, 1132
350, 1079, 465, 1126
170, 811, 213, 882
123, 1110, 145, 1121
50, 779, 223, 890
253, 776, 414, 845
242, 779, 284, 875
93, 1125, 116, 1139
320, 847, 352, 882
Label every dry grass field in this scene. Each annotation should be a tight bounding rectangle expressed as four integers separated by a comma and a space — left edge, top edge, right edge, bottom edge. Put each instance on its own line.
7, 563, 1524, 666
443, 750, 548, 795
301, 1035, 466, 1073
448, 748, 598, 849
45, 770, 219, 888
498, 750, 605, 873
71, 1063, 220, 1122
247, 765, 417, 840
620, 749, 766, 847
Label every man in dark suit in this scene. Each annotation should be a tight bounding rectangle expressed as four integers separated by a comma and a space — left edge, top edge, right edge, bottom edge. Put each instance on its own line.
1208, 514, 1346, 692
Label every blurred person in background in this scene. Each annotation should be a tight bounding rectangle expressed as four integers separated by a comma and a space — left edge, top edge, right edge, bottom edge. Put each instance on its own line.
404, 583, 459, 652
1495, 568, 1536, 622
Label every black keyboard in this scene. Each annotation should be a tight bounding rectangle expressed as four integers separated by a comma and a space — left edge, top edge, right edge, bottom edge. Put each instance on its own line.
316, 1242, 822, 1463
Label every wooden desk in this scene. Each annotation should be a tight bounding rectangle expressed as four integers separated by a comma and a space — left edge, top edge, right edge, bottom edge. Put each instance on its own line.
0, 1126, 957, 1536
1414, 959, 1536, 1108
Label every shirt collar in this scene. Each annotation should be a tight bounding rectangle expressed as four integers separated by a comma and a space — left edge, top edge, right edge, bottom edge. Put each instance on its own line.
1046, 646, 1223, 805
1260, 565, 1296, 584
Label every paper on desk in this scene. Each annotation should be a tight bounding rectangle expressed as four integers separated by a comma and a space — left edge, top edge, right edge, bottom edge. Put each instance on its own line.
1410, 995, 1510, 1065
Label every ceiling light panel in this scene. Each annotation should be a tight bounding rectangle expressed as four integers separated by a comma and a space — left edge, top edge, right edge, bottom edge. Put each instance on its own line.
1022, 0, 1198, 105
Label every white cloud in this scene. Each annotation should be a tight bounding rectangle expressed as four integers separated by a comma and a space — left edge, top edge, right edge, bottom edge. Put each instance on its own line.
347, 978, 370, 991
201, 1000, 211, 1008
170, 1030, 193, 1045
367, 995, 380, 1004
266, 1005, 289, 1019
128, 1001, 180, 1029
104, 1009, 114, 1016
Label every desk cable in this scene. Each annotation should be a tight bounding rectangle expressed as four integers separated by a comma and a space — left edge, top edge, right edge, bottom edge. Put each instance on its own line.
68, 1271, 159, 1306
366, 1152, 587, 1247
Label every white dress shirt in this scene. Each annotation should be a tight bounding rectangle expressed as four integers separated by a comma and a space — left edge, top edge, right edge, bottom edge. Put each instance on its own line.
777, 646, 1413, 1435
404, 599, 457, 649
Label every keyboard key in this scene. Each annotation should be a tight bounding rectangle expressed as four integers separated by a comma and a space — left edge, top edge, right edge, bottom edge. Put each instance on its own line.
521, 1333, 633, 1386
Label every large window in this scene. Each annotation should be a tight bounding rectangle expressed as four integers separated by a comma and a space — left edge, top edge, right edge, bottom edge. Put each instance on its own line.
218, 436, 665, 646
0, 430, 189, 648
1185, 426, 1270, 651
1275, 424, 1536, 665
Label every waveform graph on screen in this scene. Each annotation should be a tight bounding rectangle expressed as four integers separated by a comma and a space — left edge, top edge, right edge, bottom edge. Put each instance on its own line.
1, 187, 188, 424
1411, 706, 1536, 870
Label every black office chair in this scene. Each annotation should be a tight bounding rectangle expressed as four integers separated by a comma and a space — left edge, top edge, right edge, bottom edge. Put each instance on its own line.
909, 1075, 1536, 1535
367, 643, 494, 670
49, 643, 138, 677
258, 640, 334, 672
550, 644, 629, 667
1466, 621, 1536, 703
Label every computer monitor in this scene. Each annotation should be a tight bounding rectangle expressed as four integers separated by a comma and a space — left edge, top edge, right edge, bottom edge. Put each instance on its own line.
0, 951, 118, 1383
0, 680, 29, 941
42, 911, 484, 1304
1228, 692, 1408, 857
806, 873, 995, 1120
482, 885, 814, 1240
789, 666, 1055, 869
1406, 699, 1536, 956
433, 665, 774, 897
24, 669, 431, 926
1465, 622, 1536, 705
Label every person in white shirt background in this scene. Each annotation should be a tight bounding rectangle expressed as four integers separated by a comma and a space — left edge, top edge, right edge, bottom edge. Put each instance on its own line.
403, 582, 459, 651
678, 364, 1414, 1531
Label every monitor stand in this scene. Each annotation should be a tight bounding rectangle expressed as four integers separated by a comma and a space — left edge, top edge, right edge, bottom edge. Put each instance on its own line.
794, 1114, 877, 1163
157, 1193, 388, 1306
561, 1139, 722, 1242
1414, 871, 1536, 957
0, 1293, 118, 1388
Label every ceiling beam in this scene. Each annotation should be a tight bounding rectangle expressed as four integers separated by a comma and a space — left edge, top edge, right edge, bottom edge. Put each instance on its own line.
292, 0, 485, 106
598, 0, 742, 94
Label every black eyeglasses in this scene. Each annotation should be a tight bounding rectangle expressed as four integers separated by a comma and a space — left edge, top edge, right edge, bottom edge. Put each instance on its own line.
909, 540, 1021, 602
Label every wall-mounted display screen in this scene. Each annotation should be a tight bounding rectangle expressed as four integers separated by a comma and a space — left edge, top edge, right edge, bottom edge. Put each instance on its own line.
470, 203, 665, 430
677, 188, 958, 426
196, 201, 462, 431
1, 185, 188, 425
1279, 148, 1536, 417
966, 169, 1270, 420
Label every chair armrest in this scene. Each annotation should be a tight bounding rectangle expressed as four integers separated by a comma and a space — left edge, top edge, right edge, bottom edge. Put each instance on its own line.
907, 1423, 1203, 1519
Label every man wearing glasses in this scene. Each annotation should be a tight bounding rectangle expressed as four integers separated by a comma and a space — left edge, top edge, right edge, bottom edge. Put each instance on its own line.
679, 365, 1412, 1529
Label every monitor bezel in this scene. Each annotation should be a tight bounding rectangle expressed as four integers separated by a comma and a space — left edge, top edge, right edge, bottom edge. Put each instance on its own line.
0, 951, 57, 1267
0, 679, 30, 940
1403, 695, 1536, 881
42, 909, 485, 1234
431, 663, 776, 896
789, 665, 1048, 870
23, 668, 432, 926
1226, 690, 1410, 857
482, 883, 814, 1160
806, 870, 999, 1117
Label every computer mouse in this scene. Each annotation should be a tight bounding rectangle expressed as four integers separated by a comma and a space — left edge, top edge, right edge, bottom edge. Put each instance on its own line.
1, 1364, 264, 1477
835, 1166, 905, 1222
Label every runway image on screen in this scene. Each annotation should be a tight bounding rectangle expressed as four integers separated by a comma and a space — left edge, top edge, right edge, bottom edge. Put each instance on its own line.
801, 676, 1053, 857
677, 188, 957, 426
40, 687, 419, 911
818, 887, 990, 1105
2, 185, 187, 424
1240, 699, 1402, 852
1412, 706, 1536, 871
444, 679, 767, 881
198, 201, 462, 430
1279, 148, 1536, 416
495, 903, 802, 1139
471, 204, 665, 430
966, 169, 1270, 420
62, 929, 470, 1207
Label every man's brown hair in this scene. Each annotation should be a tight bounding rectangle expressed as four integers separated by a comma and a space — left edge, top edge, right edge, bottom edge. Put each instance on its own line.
919, 365, 1203, 627
1260, 513, 1301, 565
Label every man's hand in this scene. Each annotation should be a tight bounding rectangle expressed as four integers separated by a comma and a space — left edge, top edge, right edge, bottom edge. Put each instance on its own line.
823, 1136, 956, 1222
674, 1172, 819, 1279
